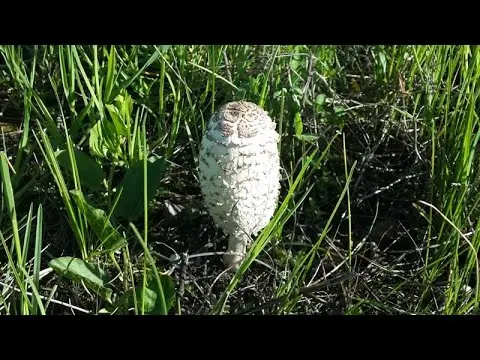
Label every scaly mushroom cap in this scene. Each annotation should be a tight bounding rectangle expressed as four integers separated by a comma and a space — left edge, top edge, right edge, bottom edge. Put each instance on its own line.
198, 101, 281, 269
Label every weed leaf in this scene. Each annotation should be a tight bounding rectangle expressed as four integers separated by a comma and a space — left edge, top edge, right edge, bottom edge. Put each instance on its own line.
113, 155, 166, 220
294, 112, 303, 136
114, 273, 175, 314
89, 119, 122, 161
49, 256, 113, 303
70, 190, 127, 253
56, 149, 105, 191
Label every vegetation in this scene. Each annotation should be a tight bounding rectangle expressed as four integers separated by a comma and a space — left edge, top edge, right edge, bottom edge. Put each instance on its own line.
0, 45, 478, 315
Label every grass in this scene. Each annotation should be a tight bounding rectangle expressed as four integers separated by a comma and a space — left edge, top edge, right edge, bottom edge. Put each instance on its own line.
0, 44, 479, 314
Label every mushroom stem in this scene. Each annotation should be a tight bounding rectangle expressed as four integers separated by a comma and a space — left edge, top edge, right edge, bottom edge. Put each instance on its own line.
223, 233, 250, 270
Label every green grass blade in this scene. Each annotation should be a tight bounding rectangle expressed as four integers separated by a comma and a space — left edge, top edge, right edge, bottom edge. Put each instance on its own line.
129, 223, 168, 315
31, 203, 44, 315
0, 152, 23, 266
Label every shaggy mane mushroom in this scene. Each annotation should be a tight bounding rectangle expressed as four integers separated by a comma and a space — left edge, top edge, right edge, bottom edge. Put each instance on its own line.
198, 101, 281, 269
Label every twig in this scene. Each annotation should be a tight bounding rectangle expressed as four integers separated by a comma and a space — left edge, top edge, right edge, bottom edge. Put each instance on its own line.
0, 281, 92, 314
222, 50, 233, 85
234, 272, 358, 315
152, 250, 274, 270
357, 172, 426, 205
176, 252, 188, 315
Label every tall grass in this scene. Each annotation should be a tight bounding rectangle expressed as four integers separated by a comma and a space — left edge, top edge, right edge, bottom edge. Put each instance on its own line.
1, 45, 480, 314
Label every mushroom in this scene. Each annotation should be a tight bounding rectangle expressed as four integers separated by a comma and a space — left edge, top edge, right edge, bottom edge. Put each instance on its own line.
198, 101, 281, 269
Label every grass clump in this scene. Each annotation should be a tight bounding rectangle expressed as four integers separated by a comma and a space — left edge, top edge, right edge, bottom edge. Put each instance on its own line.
0, 44, 479, 315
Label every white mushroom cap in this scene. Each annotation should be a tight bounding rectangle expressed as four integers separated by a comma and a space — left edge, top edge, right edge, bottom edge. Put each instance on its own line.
198, 101, 281, 269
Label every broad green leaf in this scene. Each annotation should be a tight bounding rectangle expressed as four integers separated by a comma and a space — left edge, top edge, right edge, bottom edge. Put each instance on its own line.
89, 121, 109, 159
49, 256, 113, 303
89, 118, 122, 160
114, 273, 175, 314
105, 104, 128, 137
56, 149, 105, 191
294, 134, 320, 143
315, 94, 326, 107
70, 190, 127, 253
294, 112, 303, 136
89, 90, 134, 162
334, 106, 346, 116
107, 90, 133, 135
113, 155, 166, 220
144, 274, 175, 314
115, 91, 133, 121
